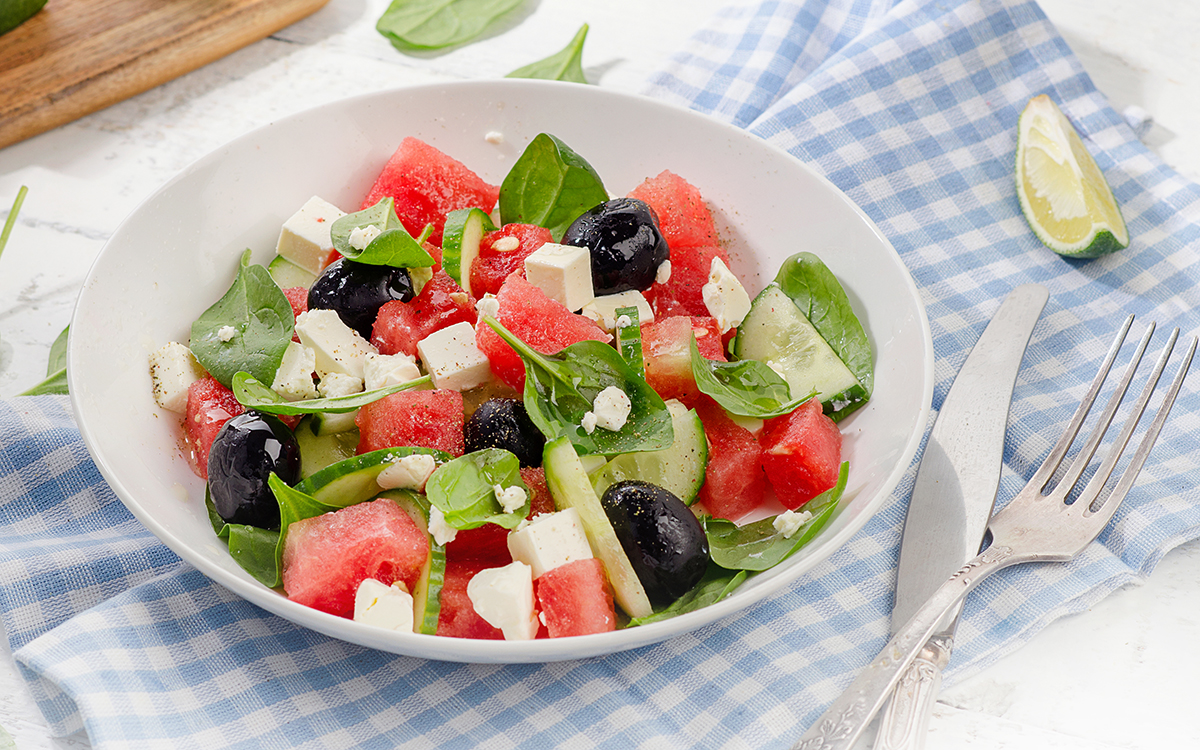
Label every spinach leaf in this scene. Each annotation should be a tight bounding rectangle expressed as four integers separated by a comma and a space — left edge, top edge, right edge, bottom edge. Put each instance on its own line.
0, 185, 26, 262
614, 305, 643, 375
376, 0, 524, 52
483, 317, 673, 456
232, 371, 432, 415
626, 563, 748, 627
330, 198, 436, 268
425, 448, 529, 530
206, 487, 287, 587
774, 253, 873, 397
499, 133, 608, 239
190, 249, 294, 388
19, 324, 70, 396
689, 337, 816, 418
705, 463, 848, 572
505, 23, 589, 83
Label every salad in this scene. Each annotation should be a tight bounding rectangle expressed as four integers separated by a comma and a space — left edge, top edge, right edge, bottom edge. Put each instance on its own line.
147, 132, 874, 640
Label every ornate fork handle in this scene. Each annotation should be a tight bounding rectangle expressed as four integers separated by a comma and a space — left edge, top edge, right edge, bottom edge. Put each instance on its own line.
872, 632, 953, 750
792, 544, 1020, 750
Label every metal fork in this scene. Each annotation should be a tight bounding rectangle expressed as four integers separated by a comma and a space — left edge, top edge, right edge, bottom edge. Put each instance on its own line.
792, 316, 1196, 750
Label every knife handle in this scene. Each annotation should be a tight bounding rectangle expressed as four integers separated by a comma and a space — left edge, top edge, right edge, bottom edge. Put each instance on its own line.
871, 635, 953, 750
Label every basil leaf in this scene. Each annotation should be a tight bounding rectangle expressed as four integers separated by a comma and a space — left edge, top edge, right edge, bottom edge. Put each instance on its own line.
330, 197, 435, 268
425, 448, 530, 530
18, 368, 68, 396
690, 337, 816, 418
505, 23, 589, 83
190, 249, 294, 388
46, 324, 68, 374
774, 253, 873, 400
376, 0, 524, 52
483, 317, 673, 456
626, 563, 748, 627
705, 463, 848, 572
499, 133, 608, 239
232, 371, 432, 415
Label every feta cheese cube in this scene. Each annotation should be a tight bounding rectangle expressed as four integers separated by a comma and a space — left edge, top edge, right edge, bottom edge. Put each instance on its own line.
773, 509, 814, 539
507, 507, 593, 578
271, 341, 319, 402
580, 290, 654, 331
416, 321, 491, 391
702, 257, 752, 333
149, 342, 206, 413
294, 309, 378, 380
591, 385, 631, 431
276, 196, 346, 275
466, 562, 539, 641
317, 371, 364, 399
363, 353, 421, 391
523, 242, 595, 311
377, 453, 438, 492
353, 578, 415, 631
493, 484, 528, 514
428, 505, 458, 546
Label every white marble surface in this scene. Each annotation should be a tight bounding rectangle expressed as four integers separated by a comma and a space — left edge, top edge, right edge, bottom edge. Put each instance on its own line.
1, 0, 1199, 748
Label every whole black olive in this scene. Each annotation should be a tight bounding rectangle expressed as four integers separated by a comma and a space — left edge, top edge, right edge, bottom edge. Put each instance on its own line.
307, 258, 414, 339
208, 412, 301, 528
562, 198, 670, 295
464, 398, 545, 468
600, 480, 708, 607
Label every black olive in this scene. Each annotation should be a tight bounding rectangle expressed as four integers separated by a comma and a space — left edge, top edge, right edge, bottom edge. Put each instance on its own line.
208, 412, 301, 528
600, 480, 708, 607
463, 398, 545, 468
562, 198, 670, 295
307, 258, 414, 339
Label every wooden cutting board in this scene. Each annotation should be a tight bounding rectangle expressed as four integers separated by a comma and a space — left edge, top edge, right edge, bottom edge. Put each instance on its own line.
0, 0, 330, 151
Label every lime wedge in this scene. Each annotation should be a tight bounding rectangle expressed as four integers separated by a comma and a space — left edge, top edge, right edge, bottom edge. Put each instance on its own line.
1, 0, 46, 36
1015, 95, 1128, 258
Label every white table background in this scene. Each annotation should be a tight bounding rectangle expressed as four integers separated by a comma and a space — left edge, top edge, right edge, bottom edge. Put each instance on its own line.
1, 0, 1198, 747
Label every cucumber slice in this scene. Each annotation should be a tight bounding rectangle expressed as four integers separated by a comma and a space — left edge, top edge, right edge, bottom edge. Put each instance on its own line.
268, 254, 318, 289
442, 207, 496, 296
733, 284, 867, 417
295, 446, 451, 507
294, 416, 359, 478
614, 305, 643, 375
590, 400, 707, 504
542, 436, 653, 619
379, 489, 445, 635
311, 409, 359, 435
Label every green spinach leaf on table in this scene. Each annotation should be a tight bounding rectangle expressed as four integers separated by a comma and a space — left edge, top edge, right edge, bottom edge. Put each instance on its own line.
19, 324, 70, 396
689, 337, 816, 418
506, 23, 590, 83
425, 448, 530, 530
377, 0, 525, 52
330, 197, 436, 267
499, 133, 608, 240
232, 371, 432, 415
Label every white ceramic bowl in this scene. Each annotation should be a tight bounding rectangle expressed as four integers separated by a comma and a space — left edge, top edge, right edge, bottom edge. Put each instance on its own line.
69, 79, 932, 663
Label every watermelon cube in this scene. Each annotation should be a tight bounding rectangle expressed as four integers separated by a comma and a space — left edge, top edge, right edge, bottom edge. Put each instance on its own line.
694, 396, 767, 520
355, 389, 465, 456
534, 558, 617, 638
470, 223, 554, 297
184, 376, 244, 479
760, 398, 843, 509
641, 315, 726, 405
626, 170, 719, 251
371, 271, 477, 359
281, 497, 430, 619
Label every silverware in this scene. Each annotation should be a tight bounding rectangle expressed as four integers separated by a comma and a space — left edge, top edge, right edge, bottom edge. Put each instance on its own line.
873, 283, 1047, 750
793, 315, 1196, 750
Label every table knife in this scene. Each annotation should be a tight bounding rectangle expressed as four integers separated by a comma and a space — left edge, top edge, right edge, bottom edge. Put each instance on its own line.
873, 283, 1048, 750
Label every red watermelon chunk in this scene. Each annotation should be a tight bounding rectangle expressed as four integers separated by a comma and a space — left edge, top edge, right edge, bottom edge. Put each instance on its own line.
475, 274, 611, 391
694, 396, 767, 520
437, 559, 504, 640
643, 243, 732, 318
281, 497, 430, 619
760, 398, 843, 509
534, 558, 617, 638
627, 170, 719, 250
371, 271, 476, 359
520, 467, 555, 517
360, 138, 500, 247
470, 223, 553, 297
355, 389, 465, 456
641, 315, 726, 405
184, 376, 244, 479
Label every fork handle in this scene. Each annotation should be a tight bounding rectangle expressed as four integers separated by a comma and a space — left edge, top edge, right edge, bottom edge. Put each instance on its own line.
871, 633, 952, 750
791, 543, 1020, 750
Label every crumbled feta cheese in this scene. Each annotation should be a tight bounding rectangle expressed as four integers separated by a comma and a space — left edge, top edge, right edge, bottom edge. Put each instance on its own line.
417, 321, 492, 391
493, 484, 528, 514
656, 259, 672, 285
363, 353, 421, 391
591, 385, 631, 431
217, 325, 238, 342
428, 505, 458, 546
467, 562, 539, 641
271, 341, 319, 402
485, 131, 505, 144
615, 314, 632, 329
773, 509, 814, 539
702, 257, 752, 333
294, 309, 378, 380
276, 196, 346, 275
377, 453, 438, 491
475, 293, 500, 321
507, 507, 593, 578
580, 289, 653, 331
580, 410, 598, 434
348, 223, 382, 251
492, 235, 521, 253
149, 342, 206, 413
318, 372, 364, 399
523, 242, 595, 311
353, 578, 414, 631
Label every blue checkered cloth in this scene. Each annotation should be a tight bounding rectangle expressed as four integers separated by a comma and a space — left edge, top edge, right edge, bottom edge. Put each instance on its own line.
3, 0, 1200, 747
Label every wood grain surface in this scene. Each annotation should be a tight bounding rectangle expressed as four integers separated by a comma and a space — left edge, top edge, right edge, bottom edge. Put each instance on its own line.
0, 0, 330, 150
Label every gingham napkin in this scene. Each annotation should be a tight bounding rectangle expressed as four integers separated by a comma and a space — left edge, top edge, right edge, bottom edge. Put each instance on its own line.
4, 0, 1200, 747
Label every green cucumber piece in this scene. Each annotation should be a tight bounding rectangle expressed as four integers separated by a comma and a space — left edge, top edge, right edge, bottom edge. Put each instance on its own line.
590, 400, 707, 505
295, 446, 451, 507
311, 409, 359, 435
379, 489, 445, 635
733, 284, 868, 419
614, 305, 643, 375
442, 207, 495, 296
268, 254, 318, 289
294, 416, 359, 478
542, 436, 653, 619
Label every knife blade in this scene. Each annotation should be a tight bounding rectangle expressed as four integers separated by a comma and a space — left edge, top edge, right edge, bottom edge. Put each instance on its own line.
873, 282, 1048, 750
